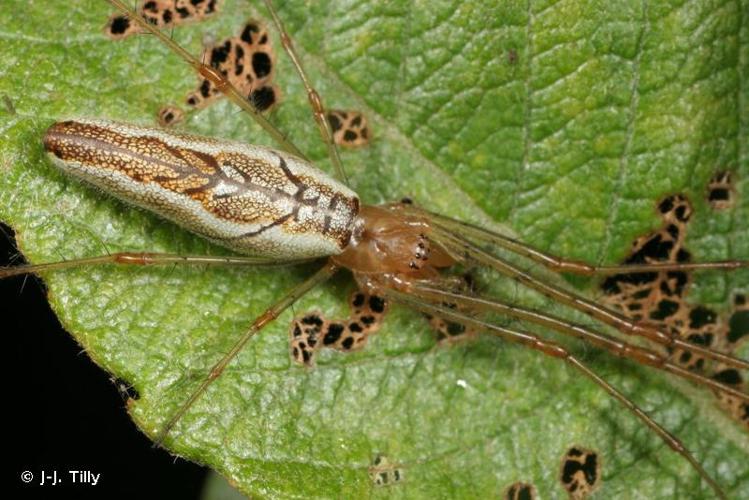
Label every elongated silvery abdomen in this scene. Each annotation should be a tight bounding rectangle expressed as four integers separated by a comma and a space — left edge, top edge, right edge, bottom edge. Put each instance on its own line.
43, 119, 359, 259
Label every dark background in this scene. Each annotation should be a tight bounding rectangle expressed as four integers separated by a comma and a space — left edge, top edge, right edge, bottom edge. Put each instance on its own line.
3, 223, 207, 499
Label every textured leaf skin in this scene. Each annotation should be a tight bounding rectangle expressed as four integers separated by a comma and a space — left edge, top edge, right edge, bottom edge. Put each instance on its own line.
1, 0, 747, 498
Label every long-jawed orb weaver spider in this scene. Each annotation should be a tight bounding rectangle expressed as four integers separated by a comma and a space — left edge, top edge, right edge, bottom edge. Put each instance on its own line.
2, 0, 747, 497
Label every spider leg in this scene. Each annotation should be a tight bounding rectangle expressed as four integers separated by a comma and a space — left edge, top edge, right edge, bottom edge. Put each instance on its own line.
262, 0, 349, 184
154, 261, 338, 445
418, 208, 748, 274
430, 226, 749, 372
409, 284, 748, 403
384, 287, 726, 500
105, 0, 307, 159
0, 251, 304, 278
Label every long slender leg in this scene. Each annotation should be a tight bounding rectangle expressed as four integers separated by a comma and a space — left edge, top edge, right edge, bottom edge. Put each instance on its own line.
410, 285, 748, 403
105, 0, 307, 160
154, 261, 338, 444
432, 227, 749, 371
262, 0, 349, 184
384, 287, 726, 499
0, 252, 302, 279
411, 208, 748, 275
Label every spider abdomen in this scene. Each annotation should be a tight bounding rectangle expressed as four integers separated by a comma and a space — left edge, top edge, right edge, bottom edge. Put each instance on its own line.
43, 119, 359, 259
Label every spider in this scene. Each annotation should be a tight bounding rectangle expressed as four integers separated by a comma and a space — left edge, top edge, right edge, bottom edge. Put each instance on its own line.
2, 1, 746, 497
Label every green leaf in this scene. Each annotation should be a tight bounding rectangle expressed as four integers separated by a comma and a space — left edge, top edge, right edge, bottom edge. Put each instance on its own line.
1, 0, 747, 497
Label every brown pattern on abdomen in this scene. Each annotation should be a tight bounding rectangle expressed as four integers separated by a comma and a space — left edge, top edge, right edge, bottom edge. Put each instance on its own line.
43, 119, 358, 259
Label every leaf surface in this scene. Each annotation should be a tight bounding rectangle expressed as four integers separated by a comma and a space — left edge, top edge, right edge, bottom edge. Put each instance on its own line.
1, 0, 747, 497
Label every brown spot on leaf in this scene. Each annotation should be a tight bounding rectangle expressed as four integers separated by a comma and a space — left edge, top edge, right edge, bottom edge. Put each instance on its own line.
157, 105, 184, 127
185, 19, 280, 113
327, 110, 371, 148
707, 171, 735, 210
368, 454, 404, 487
288, 291, 388, 366
105, 0, 221, 40
504, 481, 536, 500
601, 193, 748, 429
560, 446, 601, 499
424, 273, 479, 344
